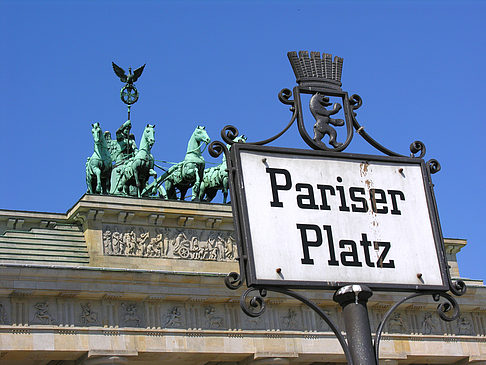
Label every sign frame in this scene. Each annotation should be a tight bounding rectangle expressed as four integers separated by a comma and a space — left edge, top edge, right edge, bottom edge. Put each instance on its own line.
229, 143, 451, 293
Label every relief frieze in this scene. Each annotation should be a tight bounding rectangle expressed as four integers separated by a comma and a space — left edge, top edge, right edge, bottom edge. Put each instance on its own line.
0, 295, 483, 339
102, 224, 237, 261
79, 303, 98, 326
32, 302, 55, 325
164, 306, 183, 328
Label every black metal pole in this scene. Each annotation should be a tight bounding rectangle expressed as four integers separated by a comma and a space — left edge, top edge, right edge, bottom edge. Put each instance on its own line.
333, 285, 376, 365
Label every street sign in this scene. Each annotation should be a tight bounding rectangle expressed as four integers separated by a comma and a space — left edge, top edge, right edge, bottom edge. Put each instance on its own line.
231, 143, 449, 292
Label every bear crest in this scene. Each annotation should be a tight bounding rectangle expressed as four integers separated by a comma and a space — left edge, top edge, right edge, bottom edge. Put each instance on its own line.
309, 93, 344, 148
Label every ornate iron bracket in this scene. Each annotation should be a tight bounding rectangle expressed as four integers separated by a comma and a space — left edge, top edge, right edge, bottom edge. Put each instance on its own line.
213, 50, 466, 364
210, 87, 439, 173
225, 273, 354, 364
373, 286, 465, 363
225, 272, 466, 364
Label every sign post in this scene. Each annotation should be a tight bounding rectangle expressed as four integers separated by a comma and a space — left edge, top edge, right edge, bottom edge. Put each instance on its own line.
210, 51, 466, 365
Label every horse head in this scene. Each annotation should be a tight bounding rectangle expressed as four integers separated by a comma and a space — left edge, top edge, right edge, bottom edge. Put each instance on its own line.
91, 122, 102, 144
194, 126, 211, 146
142, 124, 156, 149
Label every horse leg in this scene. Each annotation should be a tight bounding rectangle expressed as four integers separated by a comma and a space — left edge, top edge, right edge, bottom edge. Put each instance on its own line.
158, 184, 168, 199
199, 180, 207, 201
222, 176, 229, 204
207, 189, 217, 203
94, 166, 102, 194
192, 167, 201, 201
86, 164, 94, 194
104, 167, 112, 195
133, 162, 141, 198
180, 187, 189, 201
165, 179, 175, 200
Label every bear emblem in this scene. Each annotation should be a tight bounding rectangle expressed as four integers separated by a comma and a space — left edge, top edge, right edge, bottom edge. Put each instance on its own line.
309, 93, 344, 148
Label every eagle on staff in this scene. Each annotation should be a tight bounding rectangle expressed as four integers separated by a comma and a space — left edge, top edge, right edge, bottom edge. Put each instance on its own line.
112, 62, 146, 86
112, 62, 146, 107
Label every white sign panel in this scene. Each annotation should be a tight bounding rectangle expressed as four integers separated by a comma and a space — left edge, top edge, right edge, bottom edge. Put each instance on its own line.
233, 146, 447, 291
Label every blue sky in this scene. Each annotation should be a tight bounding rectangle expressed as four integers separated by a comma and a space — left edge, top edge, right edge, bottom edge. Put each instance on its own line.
1, 1, 485, 282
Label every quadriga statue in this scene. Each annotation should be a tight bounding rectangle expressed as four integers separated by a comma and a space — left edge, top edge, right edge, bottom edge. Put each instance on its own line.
87, 122, 216, 202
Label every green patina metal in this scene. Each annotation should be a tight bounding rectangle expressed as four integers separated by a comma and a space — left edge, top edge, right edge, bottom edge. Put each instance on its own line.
199, 135, 247, 204
85, 62, 229, 202
114, 124, 157, 197
87, 123, 216, 201
86, 122, 112, 194
109, 120, 138, 195
145, 126, 211, 201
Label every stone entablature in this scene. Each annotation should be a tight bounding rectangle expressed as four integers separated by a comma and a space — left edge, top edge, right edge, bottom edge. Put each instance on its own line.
0, 264, 485, 364
0, 194, 473, 275
0, 195, 485, 364
0, 283, 484, 336
68, 194, 234, 231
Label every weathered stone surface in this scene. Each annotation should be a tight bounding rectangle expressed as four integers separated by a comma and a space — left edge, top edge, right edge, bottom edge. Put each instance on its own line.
102, 224, 236, 261
0, 195, 484, 364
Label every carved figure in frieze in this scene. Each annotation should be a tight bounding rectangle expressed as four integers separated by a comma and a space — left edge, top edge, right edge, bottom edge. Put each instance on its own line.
121, 303, 140, 326
124, 231, 137, 255
0, 304, 7, 324
215, 235, 226, 261
162, 234, 170, 256
388, 313, 408, 333
225, 235, 237, 260
310, 93, 344, 148
135, 231, 149, 256
80, 303, 98, 325
103, 230, 113, 255
457, 316, 473, 335
112, 231, 122, 255
195, 236, 217, 260
164, 307, 182, 328
421, 312, 436, 335
204, 306, 223, 328
173, 232, 189, 258
281, 308, 298, 329
146, 233, 163, 257
190, 237, 200, 259
33, 302, 55, 324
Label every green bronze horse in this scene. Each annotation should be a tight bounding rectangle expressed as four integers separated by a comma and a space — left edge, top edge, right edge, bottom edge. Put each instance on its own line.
116, 124, 157, 197
199, 135, 247, 203
164, 126, 211, 201
86, 122, 112, 194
